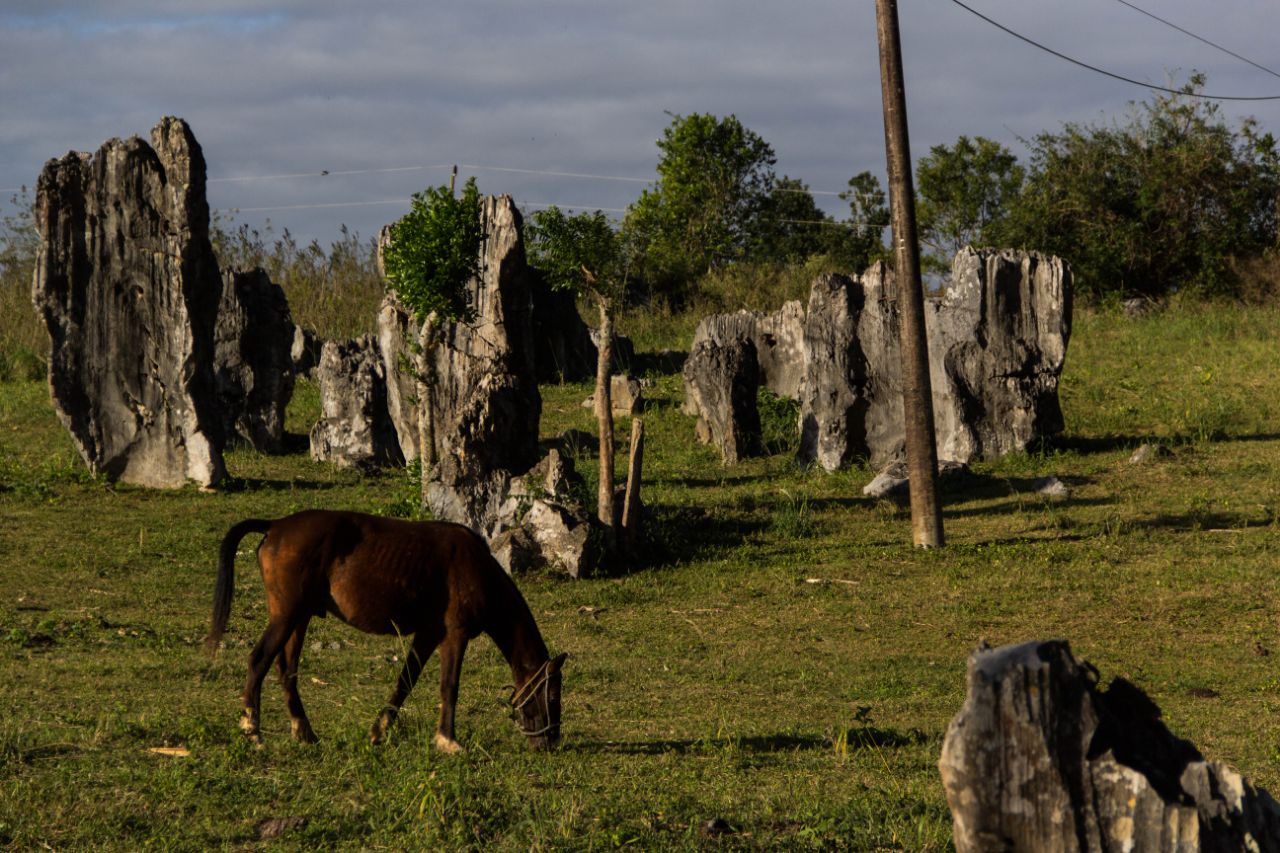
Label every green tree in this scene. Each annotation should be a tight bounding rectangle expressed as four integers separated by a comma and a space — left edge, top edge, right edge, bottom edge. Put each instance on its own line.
625, 112, 777, 302
995, 75, 1279, 299
915, 136, 1023, 273
829, 171, 891, 273
526, 206, 632, 551
755, 176, 831, 264
382, 178, 483, 500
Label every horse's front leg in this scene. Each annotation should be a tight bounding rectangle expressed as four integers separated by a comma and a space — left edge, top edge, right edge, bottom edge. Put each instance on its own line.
433, 631, 468, 754
369, 627, 443, 745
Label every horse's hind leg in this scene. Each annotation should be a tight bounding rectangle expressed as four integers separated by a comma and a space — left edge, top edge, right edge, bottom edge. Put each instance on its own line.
369, 626, 443, 745
433, 630, 468, 754
276, 618, 317, 743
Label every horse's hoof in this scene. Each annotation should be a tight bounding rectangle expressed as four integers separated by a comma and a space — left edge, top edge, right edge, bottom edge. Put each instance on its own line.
292, 721, 319, 744
368, 729, 384, 746
433, 733, 464, 754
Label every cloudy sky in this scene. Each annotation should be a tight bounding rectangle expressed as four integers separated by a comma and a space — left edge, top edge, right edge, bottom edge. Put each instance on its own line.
3, 1, 1278, 246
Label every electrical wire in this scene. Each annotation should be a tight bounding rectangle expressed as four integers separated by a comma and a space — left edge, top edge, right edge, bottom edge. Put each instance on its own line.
1111, 0, 1280, 81
946, 0, 1280, 101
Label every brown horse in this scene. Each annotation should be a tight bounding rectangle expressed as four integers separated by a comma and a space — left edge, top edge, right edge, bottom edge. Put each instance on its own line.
205, 509, 566, 752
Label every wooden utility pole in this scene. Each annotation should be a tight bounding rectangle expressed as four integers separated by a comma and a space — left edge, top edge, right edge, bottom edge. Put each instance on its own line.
874, 0, 945, 548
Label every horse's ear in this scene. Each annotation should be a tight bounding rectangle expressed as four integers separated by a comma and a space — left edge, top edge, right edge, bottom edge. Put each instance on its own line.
550, 652, 569, 672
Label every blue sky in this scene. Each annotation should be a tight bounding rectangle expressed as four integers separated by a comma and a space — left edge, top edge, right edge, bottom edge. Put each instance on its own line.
3, 0, 1278, 246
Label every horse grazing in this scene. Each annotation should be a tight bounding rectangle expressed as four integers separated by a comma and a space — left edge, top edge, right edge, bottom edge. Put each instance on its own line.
205, 509, 566, 752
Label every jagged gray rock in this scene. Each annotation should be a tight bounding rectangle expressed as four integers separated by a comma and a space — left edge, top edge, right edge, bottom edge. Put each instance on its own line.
423, 195, 542, 532
308, 336, 403, 469
930, 249, 1072, 462
688, 301, 806, 400
584, 374, 645, 417
291, 325, 322, 379
940, 639, 1280, 852
32, 116, 226, 488
487, 448, 597, 577
215, 268, 294, 452
797, 252, 1071, 471
683, 336, 762, 464
375, 291, 420, 462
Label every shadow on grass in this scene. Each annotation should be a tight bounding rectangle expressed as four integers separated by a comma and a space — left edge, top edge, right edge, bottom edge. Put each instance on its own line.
1130, 511, 1278, 533
218, 476, 351, 493
571, 726, 928, 756
625, 504, 770, 571
1048, 432, 1280, 456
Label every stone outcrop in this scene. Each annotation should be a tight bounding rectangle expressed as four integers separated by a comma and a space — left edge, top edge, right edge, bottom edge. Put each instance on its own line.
31, 117, 226, 488
940, 639, 1280, 852
689, 301, 806, 400
929, 248, 1072, 463
291, 325, 322, 379
683, 336, 762, 464
375, 292, 420, 462
796, 251, 1071, 471
214, 268, 295, 452
422, 195, 542, 532
309, 336, 403, 469
488, 448, 598, 577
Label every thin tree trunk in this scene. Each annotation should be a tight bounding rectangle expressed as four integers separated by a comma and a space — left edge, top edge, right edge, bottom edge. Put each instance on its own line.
416, 316, 439, 508
595, 296, 615, 551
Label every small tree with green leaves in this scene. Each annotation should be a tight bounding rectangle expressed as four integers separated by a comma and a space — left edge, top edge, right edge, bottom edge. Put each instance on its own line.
915, 136, 1023, 274
526, 206, 630, 551
382, 178, 483, 502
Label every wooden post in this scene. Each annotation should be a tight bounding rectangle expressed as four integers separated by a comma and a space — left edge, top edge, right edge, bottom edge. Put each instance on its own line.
449, 164, 458, 197
621, 417, 645, 550
874, 0, 945, 548
595, 297, 616, 552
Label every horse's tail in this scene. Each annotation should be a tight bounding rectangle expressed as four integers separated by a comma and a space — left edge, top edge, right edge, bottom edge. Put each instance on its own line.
205, 518, 274, 656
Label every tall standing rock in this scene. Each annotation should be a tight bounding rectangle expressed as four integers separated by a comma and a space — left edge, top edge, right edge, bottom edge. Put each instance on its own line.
309, 336, 403, 469
214, 268, 295, 452
424, 196, 542, 532
689, 301, 807, 401
31, 117, 225, 488
940, 640, 1280, 852
929, 248, 1072, 462
375, 291, 420, 462
683, 336, 762, 464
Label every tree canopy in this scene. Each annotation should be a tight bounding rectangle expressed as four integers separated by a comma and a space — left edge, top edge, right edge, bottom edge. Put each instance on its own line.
382, 178, 483, 323
624, 112, 777, 300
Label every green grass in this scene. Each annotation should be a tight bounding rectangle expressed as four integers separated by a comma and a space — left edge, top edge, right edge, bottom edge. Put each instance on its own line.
1, 302, 1279, 850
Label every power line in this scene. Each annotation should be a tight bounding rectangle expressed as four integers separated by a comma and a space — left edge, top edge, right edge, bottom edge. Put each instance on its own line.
946, 0, 1280, 101
1111, 0, 1280, 81
209, 164, 454, 183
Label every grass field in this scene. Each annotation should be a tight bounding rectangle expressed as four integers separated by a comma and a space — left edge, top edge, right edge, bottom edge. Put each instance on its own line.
1, 302, 1278, 850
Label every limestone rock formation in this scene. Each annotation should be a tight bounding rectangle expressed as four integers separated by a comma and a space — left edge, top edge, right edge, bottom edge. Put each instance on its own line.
423, 196, 542, 532
291, 325, 322, 379
940, 640, 1280, 852
32, 117, 225, 488
214, 268, 295, 452
375, 291, 420, 462
797, 253, 1070, 471
529, 275, 635, 383
683, 336, 762, 464
308, 336, 403, 469
487, 448, 598, 577
689, 301, 806, 400
929, 248, 1072, 462
797, 268, 903, 471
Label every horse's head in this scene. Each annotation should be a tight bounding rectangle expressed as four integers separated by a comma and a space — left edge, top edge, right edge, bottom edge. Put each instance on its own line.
512, 652, 567, 750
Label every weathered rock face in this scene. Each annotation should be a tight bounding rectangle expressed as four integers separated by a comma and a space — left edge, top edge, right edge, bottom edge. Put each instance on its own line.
488, 448, 598, 577
688, 301, 806, 400
796, 253, 1070, 471
929, 248, 1072, 462
375, 292, 420, 462
683, 336, 762, 464
291, 325, 322, 379
940, 640, 1280, 853
309, 336, 403, 469
215, 268, 294, 452
32, 117, 226, 488
424, 196, 542, 532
